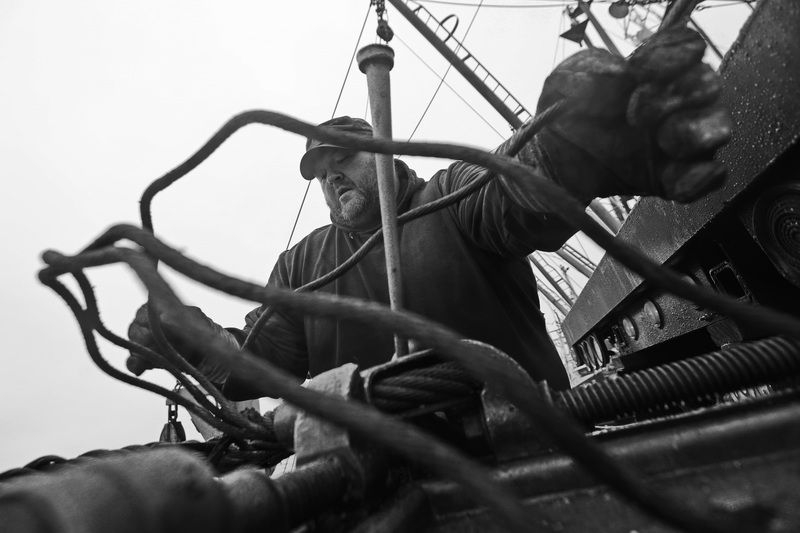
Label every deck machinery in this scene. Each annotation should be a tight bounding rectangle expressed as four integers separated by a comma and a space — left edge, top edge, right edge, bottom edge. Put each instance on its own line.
2, 2, 800, 532
313, 1, 800, 530
374, 3, 800, 530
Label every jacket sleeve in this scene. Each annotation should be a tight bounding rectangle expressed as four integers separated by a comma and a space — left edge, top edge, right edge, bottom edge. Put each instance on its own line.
438, 135, 580, 257
222, 254, 309, 401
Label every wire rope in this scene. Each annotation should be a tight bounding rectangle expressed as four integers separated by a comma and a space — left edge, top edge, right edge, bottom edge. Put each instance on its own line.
551, 6, 566, 70
41, 244, 535, 532
418, 0, 573, 7
41, 219, 774, 533
241, 102, 565, 351
285, 3, 372, 250
39, 104, 797, 533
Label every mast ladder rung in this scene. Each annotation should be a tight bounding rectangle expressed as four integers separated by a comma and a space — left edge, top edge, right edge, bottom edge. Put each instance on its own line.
398, 0, 532, 127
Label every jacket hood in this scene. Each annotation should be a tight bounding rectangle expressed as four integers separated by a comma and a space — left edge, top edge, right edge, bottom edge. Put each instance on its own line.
331, 158, 425, 234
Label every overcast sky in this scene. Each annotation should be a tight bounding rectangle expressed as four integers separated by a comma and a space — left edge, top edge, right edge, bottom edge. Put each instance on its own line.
0, 1, 751, 472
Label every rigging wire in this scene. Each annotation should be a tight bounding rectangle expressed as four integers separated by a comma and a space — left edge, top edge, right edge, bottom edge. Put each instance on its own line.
60, 103, 800, 533
285, 3, 372, 250
551, 6, 566, 70
417, 0, 753, 8
241, 102, 567, 350
393, 34, 505, 140
407, 0, 485, 141
697, 1, 756, 10
418, 0, 572, 7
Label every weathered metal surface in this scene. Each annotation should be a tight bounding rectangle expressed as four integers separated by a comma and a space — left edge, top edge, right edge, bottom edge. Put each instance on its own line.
348, 485, 432, 533
294, 363, 363, 475
472, 340, 556, 462
358, 43, 408, 357
0, 448, 230, 533
220, 452, 363, 533
421, 391, 800, 532
562, 0, 800, 345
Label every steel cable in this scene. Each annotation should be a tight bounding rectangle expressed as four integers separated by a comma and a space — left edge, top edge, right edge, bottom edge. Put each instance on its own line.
34, 23, 789, 533
41, 226, 771, 533
51, 98, 800, 530
70, 267, 270, 438
240, 101, 567, 350
43, 272, 266, 441
135, 110, 800, 341
40, 108, 795, 533
286, 2, 373, 249
370, 361, 481, 414
144, 301, 260, 431
40, 245, 535, 533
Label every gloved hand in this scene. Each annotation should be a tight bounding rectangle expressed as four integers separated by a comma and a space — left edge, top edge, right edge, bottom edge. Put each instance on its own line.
535, 26, 731, 203
127, 303, 235, 383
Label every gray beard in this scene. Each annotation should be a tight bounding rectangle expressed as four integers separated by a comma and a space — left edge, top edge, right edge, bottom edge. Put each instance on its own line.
327, 181, 380, 228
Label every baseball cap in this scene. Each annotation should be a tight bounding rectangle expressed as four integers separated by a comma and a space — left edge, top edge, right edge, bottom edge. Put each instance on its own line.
299, 116, 374, 180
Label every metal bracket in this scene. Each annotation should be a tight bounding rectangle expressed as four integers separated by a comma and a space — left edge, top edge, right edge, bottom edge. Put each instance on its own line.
293, 363, 367, 494
465, 340, 556, 461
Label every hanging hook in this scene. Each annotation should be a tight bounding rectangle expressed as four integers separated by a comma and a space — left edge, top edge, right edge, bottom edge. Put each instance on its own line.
373, 0, 394, 42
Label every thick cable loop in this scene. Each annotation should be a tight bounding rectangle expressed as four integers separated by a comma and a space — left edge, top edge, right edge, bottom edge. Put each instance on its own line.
40, 246, 534, 533
135, 110, 800, 341
241, 101, 567, 350
43, 273, 265, 442
33, 16, 796, 528
42, 229, 770, 533
50, 98, 799, 531
70, 267, 269, 438
370, 361, 481, 414
37, 106, 794, 533
143, 302, 259, 431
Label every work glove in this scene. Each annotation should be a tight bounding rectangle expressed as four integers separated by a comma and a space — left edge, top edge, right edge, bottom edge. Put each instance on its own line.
535, 26, 731, 203
127, 303, 236, 383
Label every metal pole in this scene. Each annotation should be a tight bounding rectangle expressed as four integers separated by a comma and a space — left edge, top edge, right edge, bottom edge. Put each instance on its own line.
659, 0, 702, 30
559, 264, 580, 299
608, 195, 628, 222
577, 0, 623, 57
530, 256, 575, 305
538, 284, 571, 317
589, 198, 623, 234
688, 17, 724, 61
556, 248, 595, 279
643, 4, 724, 61
357, 44, 408, 357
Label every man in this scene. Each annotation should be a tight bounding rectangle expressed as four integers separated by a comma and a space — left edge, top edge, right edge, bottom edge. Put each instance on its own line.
128, 28, 731, 401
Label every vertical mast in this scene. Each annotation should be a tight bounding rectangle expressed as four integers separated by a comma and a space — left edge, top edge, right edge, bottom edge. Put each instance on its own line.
358, 43, 409, 357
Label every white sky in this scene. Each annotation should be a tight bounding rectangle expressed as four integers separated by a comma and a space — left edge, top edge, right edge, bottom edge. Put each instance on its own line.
0, 1, 752, 472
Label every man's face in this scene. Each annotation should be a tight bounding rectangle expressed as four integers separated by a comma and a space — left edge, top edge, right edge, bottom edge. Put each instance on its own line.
312, 148, 381, 229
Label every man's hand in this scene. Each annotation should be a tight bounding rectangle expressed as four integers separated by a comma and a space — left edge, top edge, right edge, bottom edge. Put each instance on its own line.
536, 26, 731, 203
127, 303, 234, 383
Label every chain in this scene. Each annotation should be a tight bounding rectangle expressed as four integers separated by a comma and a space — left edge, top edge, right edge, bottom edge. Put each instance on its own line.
372, 0, 394, 42
372, 0, 386, 19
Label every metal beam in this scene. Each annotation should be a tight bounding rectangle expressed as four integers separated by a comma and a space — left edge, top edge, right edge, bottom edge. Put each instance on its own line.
387, 0, 525, 129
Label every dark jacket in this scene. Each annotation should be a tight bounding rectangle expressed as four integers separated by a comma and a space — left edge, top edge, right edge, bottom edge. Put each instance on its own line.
226, 156, 574, 399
